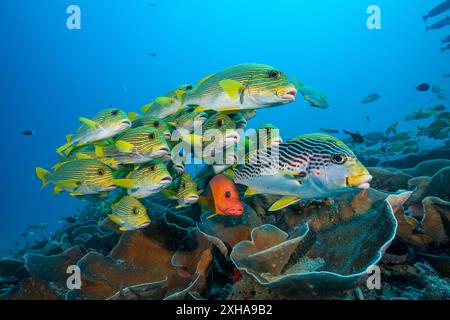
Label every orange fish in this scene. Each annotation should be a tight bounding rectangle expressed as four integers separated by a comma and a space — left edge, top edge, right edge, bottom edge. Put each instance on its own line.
199, 174, 244, 219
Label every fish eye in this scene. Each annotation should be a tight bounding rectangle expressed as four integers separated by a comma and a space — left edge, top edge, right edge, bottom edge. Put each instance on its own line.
97, 168, 105, 176
224, 191, 231, 198
216, 119, 224, 127
148, 132, 156, 140
154, 121, 160, 128
111, 110, 119, 116
187, 106, 195, 113
181, 182, 186, 189
150, 165, 155, 172
132, 208, 139, 215
185, 85, 194, 90
331, 154, 347, 165
268, 70, 281, 79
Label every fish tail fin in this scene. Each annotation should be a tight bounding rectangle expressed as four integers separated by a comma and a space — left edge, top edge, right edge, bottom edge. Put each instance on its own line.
35, 167, 50, 188
56, 134, 73, 155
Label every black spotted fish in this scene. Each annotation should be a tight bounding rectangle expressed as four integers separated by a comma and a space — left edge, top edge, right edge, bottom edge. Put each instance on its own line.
125, 161, 173, 198
182, 64, 297, 113
226, 133, 372, 211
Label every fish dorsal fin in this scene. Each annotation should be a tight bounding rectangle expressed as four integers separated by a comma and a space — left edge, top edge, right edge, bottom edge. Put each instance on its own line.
155, 97, 175, 107
175, 89, 185, 102
244, 187, 259, 197
219, 79, 245, 100
140, 102, 154, 114
79, 117, 100, 129
115, 140, 135, 153
197, 74, 214, 87
269, 196, 302, 212
128, 111, 140, 122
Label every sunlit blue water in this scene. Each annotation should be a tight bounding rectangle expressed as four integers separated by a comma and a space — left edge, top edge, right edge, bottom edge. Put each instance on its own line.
0, 0, 448, 252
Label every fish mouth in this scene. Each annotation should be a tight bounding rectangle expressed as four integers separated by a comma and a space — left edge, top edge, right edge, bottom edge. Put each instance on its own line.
346, 174, 372, 189
184, 195, 199, 203
279, 88, 297, 101
154, 147, 170, 156
159, 176, 172, 185
224, 206, 244, 215
225, 132, 240, 144
139, 221, 151, 228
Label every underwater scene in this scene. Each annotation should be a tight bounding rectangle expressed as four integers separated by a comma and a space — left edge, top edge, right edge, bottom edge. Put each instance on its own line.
1, 0, 450, 301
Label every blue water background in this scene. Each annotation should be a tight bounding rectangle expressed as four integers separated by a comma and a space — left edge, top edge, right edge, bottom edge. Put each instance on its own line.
0, 0, 448, 251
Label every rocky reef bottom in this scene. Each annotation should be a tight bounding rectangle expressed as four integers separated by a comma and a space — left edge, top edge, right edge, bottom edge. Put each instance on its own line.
1, 150, 449, 300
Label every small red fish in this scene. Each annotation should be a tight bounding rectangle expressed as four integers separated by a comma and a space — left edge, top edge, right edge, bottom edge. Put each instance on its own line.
199, 174, 244, 219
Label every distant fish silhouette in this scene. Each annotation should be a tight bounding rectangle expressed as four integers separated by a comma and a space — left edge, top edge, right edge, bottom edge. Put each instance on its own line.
361, 93, 380, 104
22, 130, 35, 136
423, 0, 450, 22
426, 16, 450, 32
416, 83, 430, 92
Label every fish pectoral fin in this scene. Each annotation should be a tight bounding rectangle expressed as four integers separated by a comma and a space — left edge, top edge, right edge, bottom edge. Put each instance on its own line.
244, 187, 259, 197
115, 140, 135, 153
161, 189, 178, 200
54, 180, 80, 190
113, 179, 138, 189
219, 79, 245, 100
155, 97, 175, 107
269, 196, 302, 212
79, 117, 100, 129
108, 214, 124, 225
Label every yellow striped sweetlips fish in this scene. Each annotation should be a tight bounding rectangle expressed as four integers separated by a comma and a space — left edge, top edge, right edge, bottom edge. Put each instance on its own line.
108, 196, 151, 231
95, 126, 171, 165
125, 161, 173, 198
183, 64, 297, 112
57, 108, 131, 155
35, 159, 137, 196
140, 84, 195, 119
226, 134, 372, 211
128, 112, 172, 139
162, 172, 203, 208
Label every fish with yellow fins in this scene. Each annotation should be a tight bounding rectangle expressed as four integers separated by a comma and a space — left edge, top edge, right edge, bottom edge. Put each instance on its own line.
35, 159, 137, 196
182, 64, 297, 113
57, 108, 131, 155
162, 172, 203, 208
226, 133, 372, 211
125, 161, 173, 198
128, 113, 173, 139
94, 126, 171, 165
140, 84, 195, 119
108, 196, 151, 231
